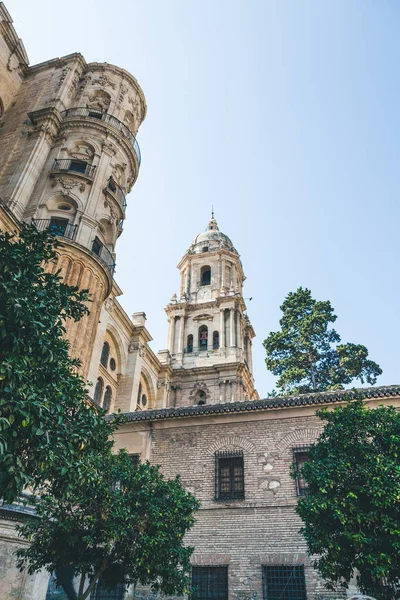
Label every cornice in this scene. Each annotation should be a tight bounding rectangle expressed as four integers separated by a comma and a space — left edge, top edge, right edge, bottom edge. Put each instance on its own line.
85, 62, 147, 123
110, 385, 400, 423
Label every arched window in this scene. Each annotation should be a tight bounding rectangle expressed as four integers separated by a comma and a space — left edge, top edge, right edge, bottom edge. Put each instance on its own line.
199, 325, 208, 350
93, 377, 104, 405
200, 265, 211, 286
141, 394, 147, 408
103, 386, 112, 412
100, 341, 110, 367
213, 331, 220, 349
196, 390, 206, 405
187, 334, 193, 353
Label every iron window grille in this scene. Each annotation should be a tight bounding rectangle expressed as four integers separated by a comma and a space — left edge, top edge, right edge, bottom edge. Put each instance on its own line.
129, 454, 140, 467
191, 566, 228, 600
90, 578, 125, 599
215, 450, 244, 501
293, 445, 311, 497
262, 565, 307, 600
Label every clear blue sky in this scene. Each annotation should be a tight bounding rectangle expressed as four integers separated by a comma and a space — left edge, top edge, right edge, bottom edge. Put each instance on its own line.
9, 0, 400, 396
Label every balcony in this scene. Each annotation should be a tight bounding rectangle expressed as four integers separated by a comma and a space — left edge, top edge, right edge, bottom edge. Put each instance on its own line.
51, 158, 96, 179
104, 177, 127, 211
31, 220, 115, 277
61, 107, 141, 166
32, 218, 77, 241
91, 237, 115, 277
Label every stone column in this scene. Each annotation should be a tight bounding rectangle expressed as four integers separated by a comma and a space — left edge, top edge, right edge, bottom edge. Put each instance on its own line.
230, 308, 235, 346
220, 309, 225, 348
249, 340, 254, 374
178, 316, 185, 353
167, 317, 175, 352
237, 313, 242, 349
221, 258, 226, 288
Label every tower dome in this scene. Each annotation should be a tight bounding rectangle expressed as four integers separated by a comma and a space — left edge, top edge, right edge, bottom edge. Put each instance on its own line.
188, 216, 238, 255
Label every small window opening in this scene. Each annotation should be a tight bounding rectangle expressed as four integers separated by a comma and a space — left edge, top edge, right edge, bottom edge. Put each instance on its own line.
187, 334, 193, 353
93, 377, 103, 405
199, 325, 208, 350
213, 331, 220, 349
100, 342, 110, 367
200, 266, 211, 286
92, 236, 103, 256
293, 446, 310, 497
49, 217, 69, 236
103, 386, 112, 413
197, 390, 206, 405
69, 159, 87, 174
109, 357, 116, 371
141, 394, 147, 407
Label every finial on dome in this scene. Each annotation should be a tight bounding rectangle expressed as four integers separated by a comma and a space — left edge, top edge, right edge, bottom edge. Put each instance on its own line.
207, 208, 219, 232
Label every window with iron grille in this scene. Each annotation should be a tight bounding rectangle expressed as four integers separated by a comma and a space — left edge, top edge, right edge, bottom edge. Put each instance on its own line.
191, 566, 228, 600
215, 450, 244, 501
129, 453, 140, 467
262, 565, 307, 600
90, 578, 125, 599
293, 446, 310, 496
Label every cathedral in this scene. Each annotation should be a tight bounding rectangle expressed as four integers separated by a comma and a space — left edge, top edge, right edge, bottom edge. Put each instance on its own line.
0, 4, 399, 599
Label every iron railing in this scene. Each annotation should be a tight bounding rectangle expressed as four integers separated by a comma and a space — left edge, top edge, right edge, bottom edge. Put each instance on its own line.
91, 237, 115, 277
61, 107, 141, 165
51, 158, 96, 178
32, 218, 77, 241
104, 177, 127, 210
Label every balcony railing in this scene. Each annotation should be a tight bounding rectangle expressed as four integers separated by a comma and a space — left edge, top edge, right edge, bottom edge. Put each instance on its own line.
51, 158, 96, 179
31, 220, 115, 277
104, 177, 127, 210
91, 237, 115, 277
184, 345, 220, 354
61, 107, 141, 166
32, 218, 77, 241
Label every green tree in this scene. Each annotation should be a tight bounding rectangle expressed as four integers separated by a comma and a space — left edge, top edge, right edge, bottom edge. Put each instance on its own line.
0, 225, 113, 503
263, 287, 382, 395
295, 400, 400, 600
16, 450, 200, 600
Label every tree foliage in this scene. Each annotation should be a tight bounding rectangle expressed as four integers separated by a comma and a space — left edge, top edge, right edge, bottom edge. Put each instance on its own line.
263, 287, 382, 395
0, 225, 113, 503
16, 450, 200, 600
296, 400, 400, 600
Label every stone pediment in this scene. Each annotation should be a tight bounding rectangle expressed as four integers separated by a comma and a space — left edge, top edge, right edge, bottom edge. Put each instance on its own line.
193, 313, 214, 322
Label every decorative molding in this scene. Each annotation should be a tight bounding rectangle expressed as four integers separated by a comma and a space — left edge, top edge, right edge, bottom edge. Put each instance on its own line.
51, 176, 86, 193
104, 298, 115, 313
193, 313, 214, 322
276, 428, 321, 453
207, 436, 256, 456
128, 341, 147, 357
92, 74, 116, 90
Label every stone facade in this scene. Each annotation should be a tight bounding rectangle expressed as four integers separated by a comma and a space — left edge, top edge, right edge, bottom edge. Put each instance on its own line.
0, 4, 396, 600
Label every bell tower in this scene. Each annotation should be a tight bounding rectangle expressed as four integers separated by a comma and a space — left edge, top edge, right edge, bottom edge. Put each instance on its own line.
165, 215, 258, 407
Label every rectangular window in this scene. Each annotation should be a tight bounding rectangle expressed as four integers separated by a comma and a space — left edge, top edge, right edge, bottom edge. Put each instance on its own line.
90, 578, 125, 599
192, 566, 228, 600
262, 565, 307, 600
293, 446, 310, 497
215, 450, 244, 501
129, 454, 140, 467
49, 218, 68, 236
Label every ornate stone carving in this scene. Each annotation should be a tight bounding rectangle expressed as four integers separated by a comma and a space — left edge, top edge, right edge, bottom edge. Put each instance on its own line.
189, 382, 210, 404
56, 66, 71, 91
92, 74, 116, 90
128, 94, 141, 119
118, 82, 128, 106
51, 177, 86, 193
7, 50, 19, 72
68, 70, 81, 98
128, 341, 147, 357
104, 298, 115, 313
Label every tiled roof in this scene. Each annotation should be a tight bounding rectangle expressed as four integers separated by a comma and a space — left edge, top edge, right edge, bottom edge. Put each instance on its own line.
114, 385, 400, 423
